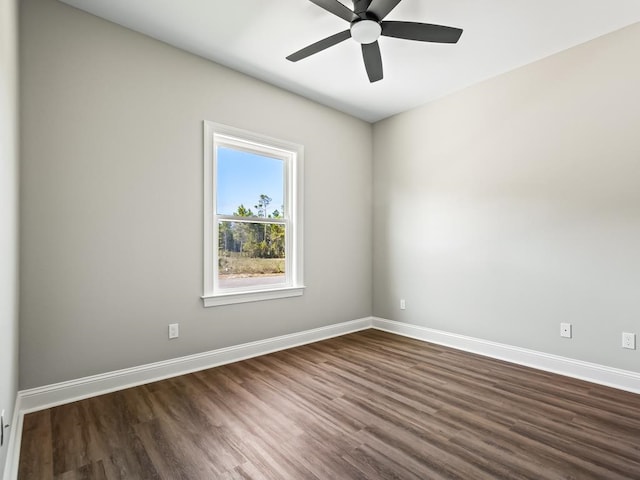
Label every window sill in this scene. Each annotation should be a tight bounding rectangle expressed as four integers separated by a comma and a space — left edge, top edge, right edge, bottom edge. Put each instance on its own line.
202, 286, 305, 307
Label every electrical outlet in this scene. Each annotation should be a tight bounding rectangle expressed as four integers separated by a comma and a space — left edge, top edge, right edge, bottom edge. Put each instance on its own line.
168, 323, 179, 339
400, 299, 406, 310
560, 323, 572, 338
622, 332, 636, 350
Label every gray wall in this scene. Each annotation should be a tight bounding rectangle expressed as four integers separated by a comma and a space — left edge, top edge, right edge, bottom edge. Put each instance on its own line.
19, 0, 640, 391
373, 22, 640, 372
19, 0, 373, 389
0, 0, 19, 471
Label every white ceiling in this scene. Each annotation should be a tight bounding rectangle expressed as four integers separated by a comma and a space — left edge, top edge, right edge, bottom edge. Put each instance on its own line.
58, 0, 640, 122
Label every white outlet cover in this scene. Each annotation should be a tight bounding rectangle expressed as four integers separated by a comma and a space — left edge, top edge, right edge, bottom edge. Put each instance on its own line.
168, 323, 179, 339
560, 323, 572, 338
622, 332, 636, 349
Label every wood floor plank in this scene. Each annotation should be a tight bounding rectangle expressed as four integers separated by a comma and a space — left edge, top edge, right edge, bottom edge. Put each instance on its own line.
18, 409, 54, 480
18, 329, 640, 479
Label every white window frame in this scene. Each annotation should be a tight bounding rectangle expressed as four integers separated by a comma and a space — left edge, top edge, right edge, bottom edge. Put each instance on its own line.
202, 121, 304, 307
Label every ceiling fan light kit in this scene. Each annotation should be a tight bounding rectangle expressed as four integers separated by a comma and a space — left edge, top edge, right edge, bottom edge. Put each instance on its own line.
287, 0, 463, 83
351, 19, 382, 44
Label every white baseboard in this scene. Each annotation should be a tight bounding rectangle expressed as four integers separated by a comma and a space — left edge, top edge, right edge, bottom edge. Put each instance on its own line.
18, 317, 372, 415
372, 317, 640, 394
2, 395, 22, 480
15, 316, 640, 415
6, 316, 639, 479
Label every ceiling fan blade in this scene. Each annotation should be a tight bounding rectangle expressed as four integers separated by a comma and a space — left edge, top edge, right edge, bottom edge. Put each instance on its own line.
353, 0, 373, 15
308, 0, 355, 22
367, 0, 402, 20
361, 41, 383, 82
381, 21, 463, 43
286, 30, 352, 62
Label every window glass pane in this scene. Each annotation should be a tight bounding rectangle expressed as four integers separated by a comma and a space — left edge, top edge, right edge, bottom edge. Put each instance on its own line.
216, 146, 284, 217
218, 221, 286, 289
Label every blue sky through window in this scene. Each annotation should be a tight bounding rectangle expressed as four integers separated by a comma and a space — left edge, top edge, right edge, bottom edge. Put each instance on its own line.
216, 147, 284, 216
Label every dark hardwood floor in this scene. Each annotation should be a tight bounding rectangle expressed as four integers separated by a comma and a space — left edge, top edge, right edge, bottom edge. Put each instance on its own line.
18, 329, 640, 479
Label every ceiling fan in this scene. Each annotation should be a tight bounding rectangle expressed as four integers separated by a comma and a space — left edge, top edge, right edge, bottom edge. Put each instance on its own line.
287, 0, 463, 83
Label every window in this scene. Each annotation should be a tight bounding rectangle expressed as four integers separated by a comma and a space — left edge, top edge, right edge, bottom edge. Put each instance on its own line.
202, 122, 304, 306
